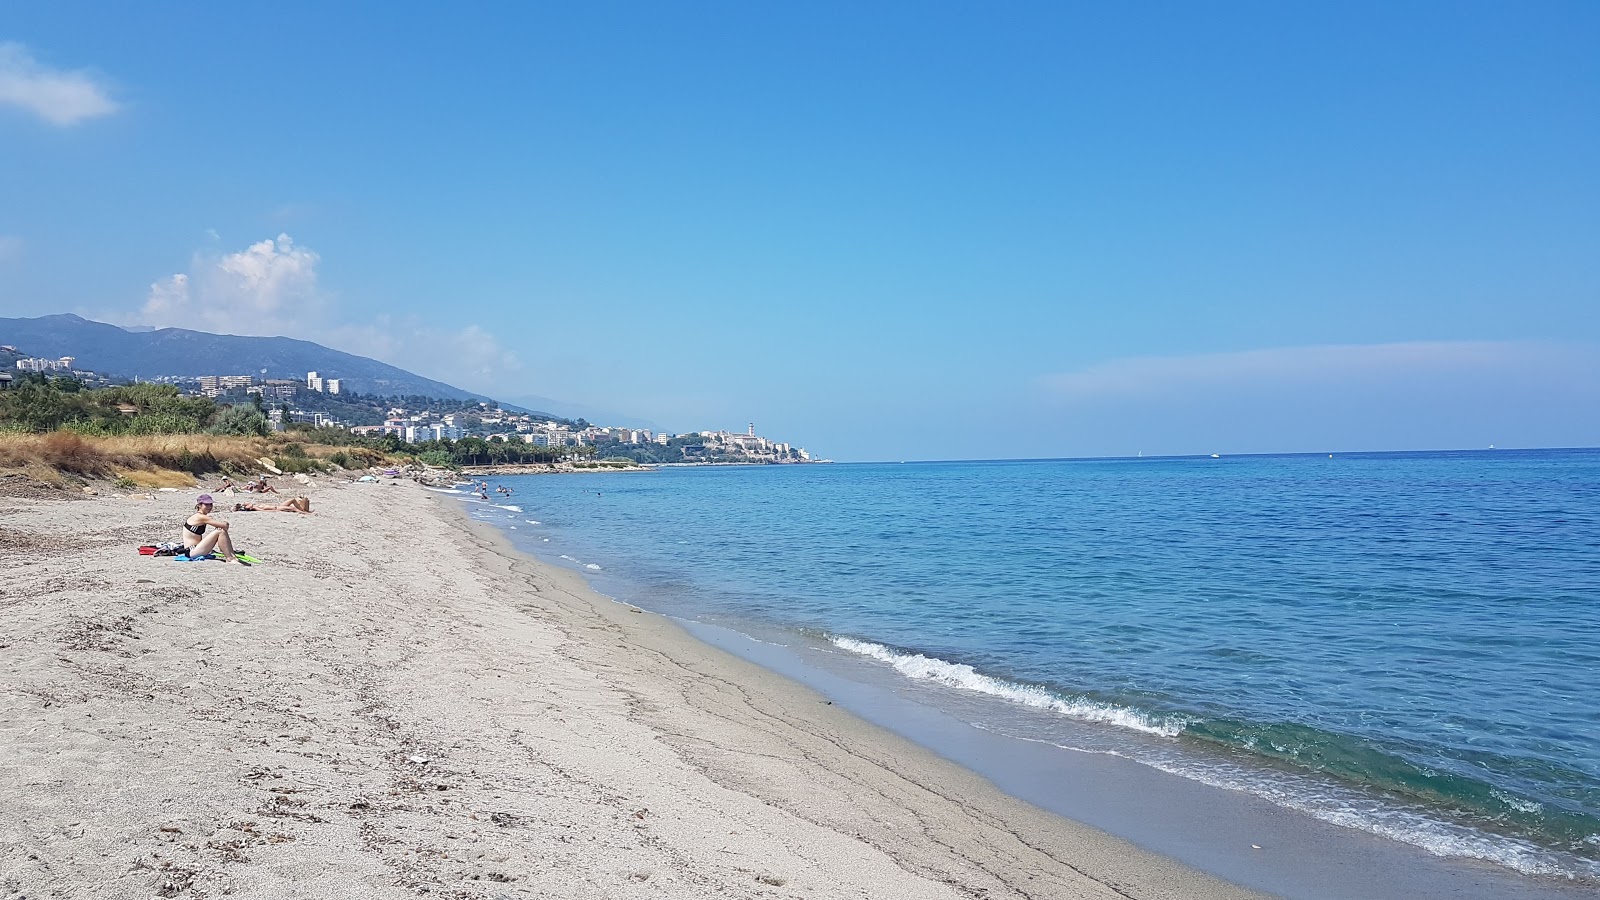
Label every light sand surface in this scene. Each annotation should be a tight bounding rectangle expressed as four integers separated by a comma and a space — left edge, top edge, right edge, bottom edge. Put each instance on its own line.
0, 477, 1269, 899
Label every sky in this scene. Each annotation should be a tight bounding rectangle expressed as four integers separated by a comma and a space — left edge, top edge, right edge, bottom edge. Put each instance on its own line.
1, 2, 1597, 461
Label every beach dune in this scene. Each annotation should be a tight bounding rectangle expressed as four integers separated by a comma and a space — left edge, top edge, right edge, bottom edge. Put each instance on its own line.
0, 478, 1260, 899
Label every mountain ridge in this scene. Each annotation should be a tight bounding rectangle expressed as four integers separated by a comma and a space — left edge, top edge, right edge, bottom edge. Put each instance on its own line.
0, 313, 500, 404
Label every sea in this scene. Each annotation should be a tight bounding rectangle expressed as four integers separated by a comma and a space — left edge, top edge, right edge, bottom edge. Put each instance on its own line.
441, 449, 1600, 889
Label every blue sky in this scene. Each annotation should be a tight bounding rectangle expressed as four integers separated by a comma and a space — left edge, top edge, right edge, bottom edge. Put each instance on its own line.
1, 2, 1596, 460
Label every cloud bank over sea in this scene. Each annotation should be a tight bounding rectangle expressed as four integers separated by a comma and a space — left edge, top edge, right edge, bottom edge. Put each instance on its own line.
1029, 341, 1600, 457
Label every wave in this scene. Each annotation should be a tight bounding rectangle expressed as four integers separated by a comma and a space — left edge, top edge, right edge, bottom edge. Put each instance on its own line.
994, 729, 1600, 881
828, 636, 1185, 737
495, 504, 522, 512
828, 634, 1600, 880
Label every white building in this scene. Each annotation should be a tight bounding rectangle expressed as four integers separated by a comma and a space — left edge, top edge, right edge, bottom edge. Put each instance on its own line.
306, 371, 323, 392
289, 410, 336, 427
255, 379, 299, 400
325, 378, 342, 395
197, 374, 255, 396
402, 423, 460, 443
15, 356, 75, 373
405, 424, 441, 443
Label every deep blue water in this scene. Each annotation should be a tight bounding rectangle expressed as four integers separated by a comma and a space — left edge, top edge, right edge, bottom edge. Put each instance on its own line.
452, 449, 1600, 880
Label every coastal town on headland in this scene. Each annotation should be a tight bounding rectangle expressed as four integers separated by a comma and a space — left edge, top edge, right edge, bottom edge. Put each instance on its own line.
2, 346, 825, 467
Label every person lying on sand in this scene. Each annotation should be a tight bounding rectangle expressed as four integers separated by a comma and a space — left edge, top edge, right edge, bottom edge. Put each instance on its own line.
182, 494, 247, 564
244, 477, 279, 494
234, 497, 312, 514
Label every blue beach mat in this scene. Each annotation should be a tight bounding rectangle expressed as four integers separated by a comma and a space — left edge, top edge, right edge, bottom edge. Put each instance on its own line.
173, 552, 259, 565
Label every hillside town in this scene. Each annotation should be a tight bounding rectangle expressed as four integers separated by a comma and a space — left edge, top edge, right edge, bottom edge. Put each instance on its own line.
3, 350, 822, 464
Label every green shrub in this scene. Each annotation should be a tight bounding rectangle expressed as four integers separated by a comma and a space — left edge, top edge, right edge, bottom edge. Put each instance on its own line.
207, 405, 268, 437
418, 449, 453, 467
327, 450, 352, 468
113, 475, 136, 490
63, 420, 120, 437
274, 455, 328, 474
130, 413, 204, 435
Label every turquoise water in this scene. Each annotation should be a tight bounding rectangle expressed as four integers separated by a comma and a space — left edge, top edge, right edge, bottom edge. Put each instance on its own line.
454, 449, 1600, 881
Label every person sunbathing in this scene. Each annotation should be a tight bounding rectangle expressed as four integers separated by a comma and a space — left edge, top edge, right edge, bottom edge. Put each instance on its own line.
182, 494, 246, 563
234, 496, 312, 514
245, 477, 279, 494
212, 476, 236, 493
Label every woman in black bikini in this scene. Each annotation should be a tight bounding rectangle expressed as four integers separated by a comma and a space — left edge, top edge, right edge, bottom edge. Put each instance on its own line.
183, 494, 244, 563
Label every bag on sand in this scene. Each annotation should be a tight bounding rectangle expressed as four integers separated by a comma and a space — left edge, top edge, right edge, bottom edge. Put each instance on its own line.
138, 541, 186, 557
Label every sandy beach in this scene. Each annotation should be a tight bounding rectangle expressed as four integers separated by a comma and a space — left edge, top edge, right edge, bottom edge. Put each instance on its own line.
0, 476, 1265, 899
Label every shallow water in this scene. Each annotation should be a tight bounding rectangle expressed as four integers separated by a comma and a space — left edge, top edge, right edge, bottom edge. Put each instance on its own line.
464, 450, 1600, 882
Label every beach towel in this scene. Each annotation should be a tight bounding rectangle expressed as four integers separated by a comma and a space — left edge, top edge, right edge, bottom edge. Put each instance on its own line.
172, 553, 252, 566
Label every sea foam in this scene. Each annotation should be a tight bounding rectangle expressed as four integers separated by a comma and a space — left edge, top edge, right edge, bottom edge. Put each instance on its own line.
829, 636, 1184, 737
992, 729, 1599, 881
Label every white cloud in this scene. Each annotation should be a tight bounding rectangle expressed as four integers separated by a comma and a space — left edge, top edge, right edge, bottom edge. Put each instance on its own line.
138, 234, 320, 335
0, 42, 118, 126
1039, 341, 1573, 402
121, 233, 522, 394
142, 272, 190, 318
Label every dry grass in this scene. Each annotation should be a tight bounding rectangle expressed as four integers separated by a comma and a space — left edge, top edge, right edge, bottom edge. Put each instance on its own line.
0, 433, 268, 480
0, 432, 403, 484
118, 468, 200, 489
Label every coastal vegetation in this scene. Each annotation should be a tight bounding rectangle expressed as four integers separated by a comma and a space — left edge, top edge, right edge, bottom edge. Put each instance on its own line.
0, 431, 377, 487
0, 376, 593, 485
0, 374, 257, 436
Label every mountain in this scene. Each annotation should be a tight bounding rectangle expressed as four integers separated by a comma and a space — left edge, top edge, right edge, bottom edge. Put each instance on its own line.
0, 314, 495, 402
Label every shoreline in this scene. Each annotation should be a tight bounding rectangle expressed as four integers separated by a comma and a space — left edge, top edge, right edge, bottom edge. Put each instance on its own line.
1, 477, 1261, 898
433, 490, 1268, 898
457, 462, 654, 475
455, 474, 1600, 899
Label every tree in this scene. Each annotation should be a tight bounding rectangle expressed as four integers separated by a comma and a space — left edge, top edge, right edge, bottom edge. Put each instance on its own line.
209, 405, 270, 437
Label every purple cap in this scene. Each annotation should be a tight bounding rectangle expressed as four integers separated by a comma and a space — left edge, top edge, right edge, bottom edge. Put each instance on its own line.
197, 494, 214, 505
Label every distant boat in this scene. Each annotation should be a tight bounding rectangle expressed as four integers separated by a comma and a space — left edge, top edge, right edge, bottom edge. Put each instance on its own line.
1210, 453, 1221, 459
